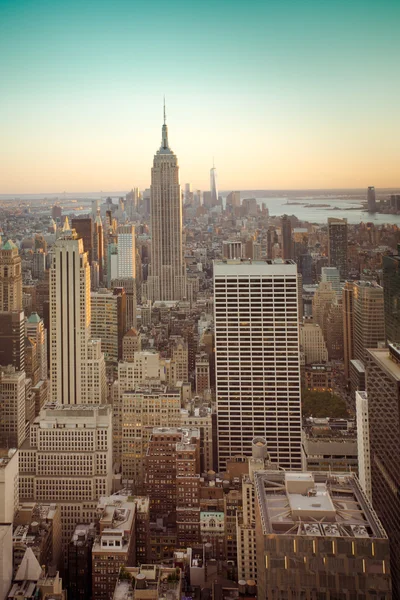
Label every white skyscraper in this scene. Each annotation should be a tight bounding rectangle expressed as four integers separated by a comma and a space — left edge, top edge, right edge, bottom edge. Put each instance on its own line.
147, 103, 186, 301
117, 225, 136, 279
214, 259, 302, 470
50, 219, 105, 405
210, 162, 218, 206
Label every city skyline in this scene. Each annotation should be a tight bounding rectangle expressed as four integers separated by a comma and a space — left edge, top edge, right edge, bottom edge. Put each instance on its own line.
1, 0, 400, 193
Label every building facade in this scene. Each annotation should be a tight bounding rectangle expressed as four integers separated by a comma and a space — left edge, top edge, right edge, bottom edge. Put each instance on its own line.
214, 260, 302, 471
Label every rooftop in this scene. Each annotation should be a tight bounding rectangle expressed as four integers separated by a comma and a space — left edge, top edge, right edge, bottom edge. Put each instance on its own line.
254, 471, 387, 539
112, 565, 181, 600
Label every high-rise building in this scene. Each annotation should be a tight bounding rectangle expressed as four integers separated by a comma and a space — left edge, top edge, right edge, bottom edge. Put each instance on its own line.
19, 404, 113, 562
366, 344, 400, 599
111, 277, 137, 330
226, 191, 241, 208
353, 281, 385, 364
343, 281, 355, 381
0, 525, 13, 600
312, 281, 336, 341
0, 240, 22, 312
214, 260, 302, 471
195, 352, 210, 395
328, 217, 348, 279
300, 322, 328, 364
25, 312, 47, 382
32, 249, 46, 280
254, 470, 391, 600
367, 185, 377, 212
222, 240, 242, 260
0, 448, 19, 523
93, 212, 104, 283
0, 366, 26, 448
121, 383, 181, 491
68, 523, 95, 600
326, 298, 344, 360
281, 215, 293, 260
71, 218, 94, 264
210, 163, 218, 206
148, 106, 186, 301
383, 244, 400, 344
0, 310, 25, 371
117, 225, 136, 279
91, 288, 126, 362
355, 390, 371, 500
50, 221, 91, 404
321, 266, 341, 293
122, 328, 141, 361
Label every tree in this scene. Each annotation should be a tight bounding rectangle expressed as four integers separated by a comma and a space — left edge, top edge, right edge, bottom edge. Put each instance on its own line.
301, 389, 348, 418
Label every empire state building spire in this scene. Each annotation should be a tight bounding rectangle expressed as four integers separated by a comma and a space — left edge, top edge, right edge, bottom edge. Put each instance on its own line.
161, 96, 170, 151
147, 103, 187, 301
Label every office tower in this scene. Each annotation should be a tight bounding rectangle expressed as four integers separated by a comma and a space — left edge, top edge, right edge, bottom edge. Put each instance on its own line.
383, 244, 400, 344
367, 185, 377, 212
353, 281, 385, 363
195, 352, 210, 394
0, 240, 22, 312
312, 281, 336, 340
266, 227, 278, 260
111, 277, 137, 330
50, 221, 105, 405
117, 225, 136, 278
121, 383, 181, 490
281, 215, 293, 260
184, 182, 192, 204
32, 250, 46, 280
91, 260, 99, 290
214, 260, 302, 471
50, 221, 90, 403
0, 449, 18, 523
51, 205, 62, 220
222, 240, 242, 260
366, 344, 400, 599
355, 390, 371, 499
148, 106, 186, 301
0, 311, 25, 371
68, 524, 95, 600
107, 242, 118, 287
71, 217, 94, 264
146, 427, 201, 546
328, 217, 348, 279
122, 328, 142, 361
343, 281, 355, 381
0, 366, 26, 448
92, 495, 136, 600
93, 212, 104, 283
25, 336, 39, 386
226, 191, 241, 208
19, 404, 113, 561
91, 288, 126, 362
321, 266, 341, 293
210, 163, 218, 206
170, 336, 188, 383
125, 188, 139, 219
326, 298, 344, 360
25, 313, 47, 382
300, 322, 328, 364
254, 470, 391, 600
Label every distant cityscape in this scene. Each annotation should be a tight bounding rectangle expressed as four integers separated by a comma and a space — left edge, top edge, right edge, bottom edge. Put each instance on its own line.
0, 111, 399, 600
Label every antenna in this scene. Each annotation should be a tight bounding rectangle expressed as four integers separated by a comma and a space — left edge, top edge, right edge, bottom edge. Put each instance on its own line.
163, 96, 166, 125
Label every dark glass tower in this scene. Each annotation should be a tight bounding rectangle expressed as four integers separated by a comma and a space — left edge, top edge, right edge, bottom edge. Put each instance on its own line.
383, 244, 400, 344
328, 217, 348, 279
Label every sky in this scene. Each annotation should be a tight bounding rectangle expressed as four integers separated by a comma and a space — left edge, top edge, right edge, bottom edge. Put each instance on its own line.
0, 0, 399, 193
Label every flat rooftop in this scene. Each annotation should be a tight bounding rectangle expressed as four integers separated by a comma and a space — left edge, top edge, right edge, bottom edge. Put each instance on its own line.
254, 471, 387, 539
367, 347, 400, 381
214, 259, 297, 276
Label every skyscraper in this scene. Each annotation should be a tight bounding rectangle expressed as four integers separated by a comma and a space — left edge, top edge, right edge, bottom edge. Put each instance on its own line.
0, 240, 22, 312
50, 220, 91, 404
281, 215, 293, 260
71, 218, 94, 264
214, 260, 302, 471
367, 185, 377, 212
383, 244, 400, 344
210, 162, 218, 206
353, 281, 385, 364
147, 104, 186, 301
366, 344, 400, 599
343, 281, 355, 381
117, 225, 136, 279
328, 217, 348, 279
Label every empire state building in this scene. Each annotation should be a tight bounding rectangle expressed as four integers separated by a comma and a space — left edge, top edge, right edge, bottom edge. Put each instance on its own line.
148, 106, 186, 301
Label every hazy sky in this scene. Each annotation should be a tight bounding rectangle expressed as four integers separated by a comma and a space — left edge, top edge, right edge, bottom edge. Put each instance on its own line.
1, 0, 399, 193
